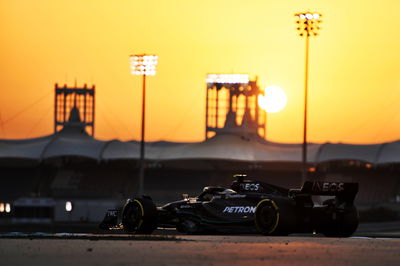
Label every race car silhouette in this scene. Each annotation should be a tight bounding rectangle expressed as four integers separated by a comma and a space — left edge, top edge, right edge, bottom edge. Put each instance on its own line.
100, 175, 359, 237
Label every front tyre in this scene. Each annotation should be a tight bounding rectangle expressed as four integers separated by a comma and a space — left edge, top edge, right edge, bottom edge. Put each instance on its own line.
122, 198, 157, 234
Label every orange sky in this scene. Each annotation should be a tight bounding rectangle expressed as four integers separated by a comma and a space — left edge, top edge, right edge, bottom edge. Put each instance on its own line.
1, 0, 400, 144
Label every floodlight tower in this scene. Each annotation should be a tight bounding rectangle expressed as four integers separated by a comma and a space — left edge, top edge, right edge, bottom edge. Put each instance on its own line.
205, 74, 266, 140
295, 11, 322, 183
54, 83, 95, 136
130, 54, 158, 195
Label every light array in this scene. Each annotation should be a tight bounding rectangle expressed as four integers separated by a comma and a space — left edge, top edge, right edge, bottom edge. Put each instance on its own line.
130, 54, 158, 76
206, 74, 249, 84
0, 202, 11, 213
295, 11, 322, 37
65, 201, 73, 212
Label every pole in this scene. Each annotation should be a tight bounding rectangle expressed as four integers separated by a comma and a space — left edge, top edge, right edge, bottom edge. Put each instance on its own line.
139, 74, 146, 195
92, 86, 96, 137
216, 86, 219, 128
302, 34, 309, 184
54, 84, 57, 133
205, 86, 209, 140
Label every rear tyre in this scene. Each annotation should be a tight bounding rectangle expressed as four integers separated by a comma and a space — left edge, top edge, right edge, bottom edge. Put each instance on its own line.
321, 205, 359, 237
122, 198, 157, 234
255, 199, 280, 235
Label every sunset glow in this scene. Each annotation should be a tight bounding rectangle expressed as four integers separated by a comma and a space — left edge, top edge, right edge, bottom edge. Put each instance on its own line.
1, 0, 400, 144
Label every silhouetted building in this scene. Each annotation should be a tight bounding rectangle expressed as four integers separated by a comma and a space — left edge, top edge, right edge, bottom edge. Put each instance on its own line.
205, 75, 266, 140
55, 83, 95, 136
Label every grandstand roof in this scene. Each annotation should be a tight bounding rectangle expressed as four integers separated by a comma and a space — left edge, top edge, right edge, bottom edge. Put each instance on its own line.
1, 115, 400, 164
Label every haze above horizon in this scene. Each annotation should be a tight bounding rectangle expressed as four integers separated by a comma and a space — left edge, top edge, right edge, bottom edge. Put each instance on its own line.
1, 0, 400, 144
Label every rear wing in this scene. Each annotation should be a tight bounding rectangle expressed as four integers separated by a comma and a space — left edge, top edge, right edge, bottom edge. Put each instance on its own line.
303, 181, 358, 202
291, 181, 359, 203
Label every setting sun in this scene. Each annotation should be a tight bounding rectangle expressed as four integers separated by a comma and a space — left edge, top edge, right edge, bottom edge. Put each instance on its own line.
258, 86, 287, 113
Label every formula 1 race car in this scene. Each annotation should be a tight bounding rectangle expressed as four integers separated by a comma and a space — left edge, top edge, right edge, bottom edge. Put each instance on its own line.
100, 175, 359, 237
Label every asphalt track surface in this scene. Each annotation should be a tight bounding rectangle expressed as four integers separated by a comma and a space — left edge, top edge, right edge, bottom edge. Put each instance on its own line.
1, 232, 400, 266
